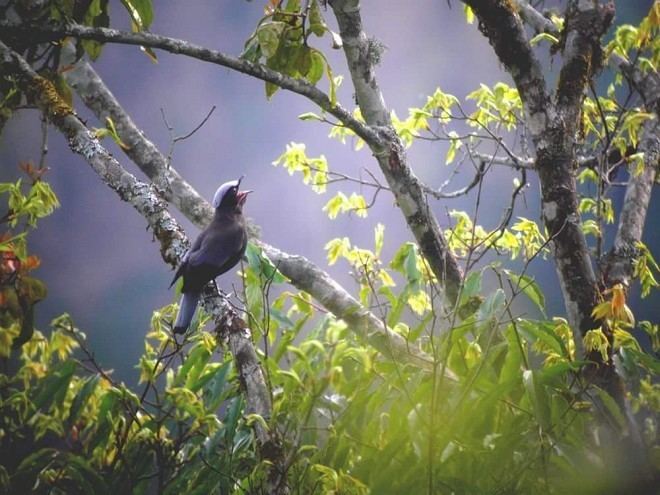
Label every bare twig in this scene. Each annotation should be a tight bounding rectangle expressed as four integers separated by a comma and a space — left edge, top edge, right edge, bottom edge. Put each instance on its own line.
160, 105, 216, 166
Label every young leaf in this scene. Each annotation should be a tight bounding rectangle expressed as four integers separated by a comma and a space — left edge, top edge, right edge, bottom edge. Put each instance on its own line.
530, 33, 560, 45
67, 374, 101, 426
309, 0, 327, 36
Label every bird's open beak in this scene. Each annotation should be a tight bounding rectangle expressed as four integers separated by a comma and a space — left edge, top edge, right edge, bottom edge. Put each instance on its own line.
237, 189, 252, 205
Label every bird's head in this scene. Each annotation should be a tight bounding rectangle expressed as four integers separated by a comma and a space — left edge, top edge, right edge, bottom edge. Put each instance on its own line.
212, 176, 252, 211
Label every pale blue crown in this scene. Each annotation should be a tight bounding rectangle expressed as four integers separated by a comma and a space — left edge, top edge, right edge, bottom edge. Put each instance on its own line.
212, 179, 240, 208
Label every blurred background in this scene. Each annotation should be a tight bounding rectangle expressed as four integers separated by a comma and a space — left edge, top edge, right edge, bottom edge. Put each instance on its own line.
1, 0, 656, 383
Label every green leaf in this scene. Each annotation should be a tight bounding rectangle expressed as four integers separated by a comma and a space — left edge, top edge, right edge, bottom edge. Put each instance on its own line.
523, 369, 551, 429
66, 454, 110, 495
241, 35, 261, 62
33, 361, 77, 411
593, 387, 626, 429
624, 348, 660, 374
517, 319, 566, 357
500, 325, 524, 384
309, 0, 327, 36
140, 46, 159, 64
477, 288, 505, 322
464, 5, 475, 24
537, 360, 584, 383
266, 81, 279, 99
120, 0, 154, 30
327, 61, 338, 106
307, 50, 325, 84
224, 395, 244, 445
460, 270, 482, 303
184, 346, 213, 389
299, 111, 323, 121
67, 374, 100, 426
82, 39, 104, 61
246, 242, 287, 283
445, 131, 461, 164
390, 242, 421, 285
323, 192, 348, 219
204, 360, 232, 410
16, 448, 58, 475
504, 270, 545, 314
278, 369, 304, 388
257, 21, 286, 58
245, 413, 270, 431
374, 223, 385, 256
295, 45, 312, 77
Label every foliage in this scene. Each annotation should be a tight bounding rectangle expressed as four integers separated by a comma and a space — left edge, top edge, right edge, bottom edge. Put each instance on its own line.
1, 1, 659, 495
241, 0, 340, 100
1, 173, 658, 493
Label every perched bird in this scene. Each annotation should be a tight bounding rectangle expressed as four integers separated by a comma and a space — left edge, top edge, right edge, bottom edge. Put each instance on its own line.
169, 177, 251, 334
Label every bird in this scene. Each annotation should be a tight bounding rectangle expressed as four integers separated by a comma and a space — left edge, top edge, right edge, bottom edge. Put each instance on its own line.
169, 177, 251, 334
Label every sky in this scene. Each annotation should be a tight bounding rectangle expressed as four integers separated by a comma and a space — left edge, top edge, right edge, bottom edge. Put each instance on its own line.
1, 0, 656, 383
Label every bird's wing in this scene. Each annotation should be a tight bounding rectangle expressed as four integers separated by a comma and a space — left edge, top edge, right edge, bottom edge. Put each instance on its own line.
188, 221, 245, 268
168, 233, 204, 289
181, 221, 247, 291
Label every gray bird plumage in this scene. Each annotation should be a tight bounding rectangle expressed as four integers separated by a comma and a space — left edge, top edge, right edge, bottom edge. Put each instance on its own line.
170, 177, 250, 334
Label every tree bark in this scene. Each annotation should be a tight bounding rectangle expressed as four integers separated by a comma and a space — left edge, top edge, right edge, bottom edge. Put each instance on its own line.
463, 0, 614, 367
604, 55, 660, 288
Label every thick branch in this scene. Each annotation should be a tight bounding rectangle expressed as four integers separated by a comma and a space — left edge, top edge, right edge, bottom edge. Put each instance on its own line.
329, 0, 463, 304
0, 39, 287, 492
611, 52, 660, 116
463, 0, 631, 421
534, 0, 613, 356
604, 59, 660, 287
512, 0, 559, 35
556, 1, 614, 132
57, 46, 445, 374
605, 120, 658, 287
58, 42, 214, 227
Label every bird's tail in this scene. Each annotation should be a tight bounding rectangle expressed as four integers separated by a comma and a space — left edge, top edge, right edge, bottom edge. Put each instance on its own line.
173, 292, 200, 334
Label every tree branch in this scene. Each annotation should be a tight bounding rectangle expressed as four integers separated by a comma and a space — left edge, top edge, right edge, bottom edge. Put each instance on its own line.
604, 57, 660, 288
610, 52, 660, 115
58, 42, 215, 227
512, 0, 559, 35
556, 1, 614, 131
329, 0, 464, 304
0, 21, 381, 146
57, 43, 447, 375
0, 39, 288, 494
